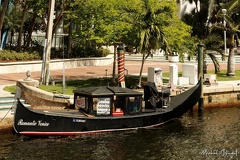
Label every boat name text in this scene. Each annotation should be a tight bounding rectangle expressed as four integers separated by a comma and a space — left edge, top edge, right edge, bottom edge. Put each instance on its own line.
17, 119, 49, 127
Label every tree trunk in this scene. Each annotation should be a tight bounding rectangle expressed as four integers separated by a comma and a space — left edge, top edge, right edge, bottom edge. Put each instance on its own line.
41, 0, 55, 85
138, 51, 146, 87
227, 47, 235, 76
227, 34, 236, 76
9, 30, 14, 47
17, 2, 28, 51
0, 0, 9, 48
52, 13, 63, 37
41, 14, 47, 30
26, 14, 37, 48
112, 45, 117, 84
67, 20, 72, 57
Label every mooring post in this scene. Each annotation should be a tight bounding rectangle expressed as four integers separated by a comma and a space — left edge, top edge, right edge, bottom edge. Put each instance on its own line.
198, 43, 204, 113
117, 46, 125, 88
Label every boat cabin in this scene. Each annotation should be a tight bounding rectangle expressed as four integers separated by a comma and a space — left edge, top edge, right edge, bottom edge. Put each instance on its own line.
73, 86, 143, 117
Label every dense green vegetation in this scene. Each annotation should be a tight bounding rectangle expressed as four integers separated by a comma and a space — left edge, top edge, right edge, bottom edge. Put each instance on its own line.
0, 0, 193, 59
0, 1, 239, 68
1, 0, 240, 85
0, 1, 239, 60
0, 50, 40, 62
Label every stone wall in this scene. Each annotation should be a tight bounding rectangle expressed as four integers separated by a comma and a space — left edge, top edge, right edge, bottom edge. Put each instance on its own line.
16, 81, 74, 109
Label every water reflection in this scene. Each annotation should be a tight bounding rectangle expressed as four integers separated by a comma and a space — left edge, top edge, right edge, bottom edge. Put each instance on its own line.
0, 107, 239, 160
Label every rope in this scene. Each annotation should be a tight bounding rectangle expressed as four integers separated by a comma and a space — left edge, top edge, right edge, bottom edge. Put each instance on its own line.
0, 98, 16, 122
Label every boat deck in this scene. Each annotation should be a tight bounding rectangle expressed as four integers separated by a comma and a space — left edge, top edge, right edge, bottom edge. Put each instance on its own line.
30, 106, 172, 118
33, 109, 88, 118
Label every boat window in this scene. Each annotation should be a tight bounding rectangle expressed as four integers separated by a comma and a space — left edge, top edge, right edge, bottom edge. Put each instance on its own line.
75, 96, 88, 111
126, 96, 141, 113
114, 96, 125, 111
93, 97, 111, 116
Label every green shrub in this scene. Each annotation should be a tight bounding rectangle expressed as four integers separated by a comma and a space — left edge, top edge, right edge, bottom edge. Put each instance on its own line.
0, 46, 109, 62
70, 46, 110, 58
0, 50, 40, 62
96, 48, 110, 57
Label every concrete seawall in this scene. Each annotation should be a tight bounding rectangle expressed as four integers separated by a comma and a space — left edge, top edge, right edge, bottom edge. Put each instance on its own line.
0, 55, 114, 74
202, 83, 240, 108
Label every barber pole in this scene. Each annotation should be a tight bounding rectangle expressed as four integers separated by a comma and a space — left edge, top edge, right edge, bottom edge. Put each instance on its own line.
117, 46, 125, 88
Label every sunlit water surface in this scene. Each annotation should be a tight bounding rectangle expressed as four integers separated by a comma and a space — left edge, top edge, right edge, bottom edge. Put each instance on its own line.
1, 107, 239, 160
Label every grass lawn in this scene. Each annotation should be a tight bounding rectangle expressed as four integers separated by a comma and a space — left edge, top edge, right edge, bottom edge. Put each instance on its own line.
4, 70, 240, 95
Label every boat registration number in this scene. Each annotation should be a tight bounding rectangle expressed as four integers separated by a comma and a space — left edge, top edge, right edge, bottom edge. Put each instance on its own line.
73, 119, 86, 123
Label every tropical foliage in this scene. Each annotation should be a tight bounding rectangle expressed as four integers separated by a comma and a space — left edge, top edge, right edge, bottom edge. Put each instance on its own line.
0, 0, 193, 57
207, 0, 240, 75
120, 0, 193, 85
1, 0, 240, 82
181, 0, 240, 75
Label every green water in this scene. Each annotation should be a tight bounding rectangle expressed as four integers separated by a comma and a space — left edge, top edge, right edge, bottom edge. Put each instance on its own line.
1, 107, 239, 160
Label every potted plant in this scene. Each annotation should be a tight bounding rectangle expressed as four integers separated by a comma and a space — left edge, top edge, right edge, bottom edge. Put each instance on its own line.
168, 52, 179, 62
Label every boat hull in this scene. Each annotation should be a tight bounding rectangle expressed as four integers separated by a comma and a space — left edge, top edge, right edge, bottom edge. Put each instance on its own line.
13, 81, 201, 136
14, 104, 174, 136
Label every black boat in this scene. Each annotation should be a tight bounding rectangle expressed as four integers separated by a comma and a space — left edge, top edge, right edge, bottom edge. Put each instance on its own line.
13, 80, 201, 136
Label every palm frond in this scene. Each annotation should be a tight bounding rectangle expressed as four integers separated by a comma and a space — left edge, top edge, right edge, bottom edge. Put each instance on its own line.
224, 0, 240, 13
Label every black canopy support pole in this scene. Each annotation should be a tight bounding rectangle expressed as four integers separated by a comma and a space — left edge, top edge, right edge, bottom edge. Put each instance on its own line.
197, 43, 204, 113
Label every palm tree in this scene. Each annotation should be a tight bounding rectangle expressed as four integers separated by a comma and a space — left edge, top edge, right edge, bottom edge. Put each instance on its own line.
222, 0, 240, 76
122, 0, 173, 86
137, 0, 172, 86
202, 34, 224, 74
120, 0, 195, 87
180, 0, 236, 75
211, 0, 240, 76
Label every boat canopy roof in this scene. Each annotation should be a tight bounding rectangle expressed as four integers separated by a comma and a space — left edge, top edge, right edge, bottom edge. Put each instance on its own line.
73, 86, 143, 97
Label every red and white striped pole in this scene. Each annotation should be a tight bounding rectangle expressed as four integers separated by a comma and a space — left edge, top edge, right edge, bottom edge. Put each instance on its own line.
117, 46, 125, 88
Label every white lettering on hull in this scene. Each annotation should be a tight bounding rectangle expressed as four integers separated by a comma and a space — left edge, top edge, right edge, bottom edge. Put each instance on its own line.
17, 119, 49, 127
73, 119, 86, 123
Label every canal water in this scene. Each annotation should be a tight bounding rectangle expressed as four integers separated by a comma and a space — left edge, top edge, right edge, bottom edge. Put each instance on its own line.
0, 107, 239, 160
